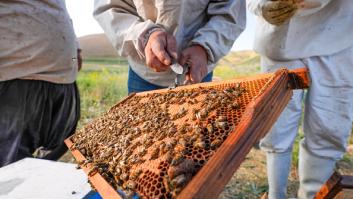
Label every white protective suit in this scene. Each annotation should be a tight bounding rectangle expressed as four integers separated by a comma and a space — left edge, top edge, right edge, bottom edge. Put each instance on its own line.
247, 0, 353, 198
93, 0, 246, 87
0, 0, 79, 83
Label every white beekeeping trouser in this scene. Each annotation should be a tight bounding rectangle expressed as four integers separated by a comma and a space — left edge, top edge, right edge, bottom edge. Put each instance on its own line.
259, 46, 353, 199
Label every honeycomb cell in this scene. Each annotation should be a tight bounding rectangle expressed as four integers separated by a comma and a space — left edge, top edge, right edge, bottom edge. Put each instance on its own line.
155, 190, 160, 196
199, 160, 205, 165
161, 188, 166, 194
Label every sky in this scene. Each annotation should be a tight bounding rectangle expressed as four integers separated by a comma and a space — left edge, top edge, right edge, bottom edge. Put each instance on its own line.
66, 0, 255, 51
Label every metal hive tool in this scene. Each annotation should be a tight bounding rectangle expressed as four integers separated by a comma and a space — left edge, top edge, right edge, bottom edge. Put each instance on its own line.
65, 68, 310, 199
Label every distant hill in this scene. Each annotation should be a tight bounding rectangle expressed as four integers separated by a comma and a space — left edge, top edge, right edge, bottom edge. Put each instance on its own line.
217, 50, 260, 76
221, 50, 259, 67
78, 34, 119, 58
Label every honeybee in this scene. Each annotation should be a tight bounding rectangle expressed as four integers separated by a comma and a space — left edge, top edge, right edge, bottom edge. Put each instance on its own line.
194, 138, 206, 149
171, 174, 186, 188
125, 180, 137, 190
211, 139, 223, 149
171, 153, 184, 166
206, 123, 213, 133
149, 146, 160, 160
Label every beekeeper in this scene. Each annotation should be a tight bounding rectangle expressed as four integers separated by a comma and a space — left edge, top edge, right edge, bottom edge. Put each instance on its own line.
247, 0, 353, 198
0, 0, 81, 167
94, 0, 246, 93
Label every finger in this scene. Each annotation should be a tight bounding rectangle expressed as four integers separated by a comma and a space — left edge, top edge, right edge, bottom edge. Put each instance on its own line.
199, 66, 208, 82
270, 9, 296, 25
184, 65, 194, 85
277, 8, 296, 20
150, 57, 170, 72
263, 1, 295, 12
179, 50, 190, 66
145, 47, 155, 68
265, 5, 296, 18
189, 64, 202, 83
151, 39, 172, 66
264, 2, 289, 11
185, 72, 192, 85
184, 79, 192, 85
146, 48, 169, 72
166, 34, 178, 60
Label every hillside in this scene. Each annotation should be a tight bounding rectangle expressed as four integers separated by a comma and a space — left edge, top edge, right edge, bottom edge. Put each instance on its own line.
216, 50, 261, 78
78, 34, 119, 58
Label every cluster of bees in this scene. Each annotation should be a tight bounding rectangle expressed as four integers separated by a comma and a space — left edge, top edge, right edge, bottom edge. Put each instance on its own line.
70, 83, 246, 198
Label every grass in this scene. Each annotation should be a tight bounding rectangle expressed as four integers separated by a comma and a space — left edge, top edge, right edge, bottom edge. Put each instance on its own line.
214, 64, 241, 80
84, 57, 128, 66
214, 51, 261, 79
77, 64, 128, 126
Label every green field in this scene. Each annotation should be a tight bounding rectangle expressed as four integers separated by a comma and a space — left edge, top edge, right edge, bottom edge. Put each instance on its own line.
77, 64, 128, 125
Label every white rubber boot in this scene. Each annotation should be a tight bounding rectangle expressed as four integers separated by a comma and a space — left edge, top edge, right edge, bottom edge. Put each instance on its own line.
266, 151, 292, 199
298, 141, 336, 199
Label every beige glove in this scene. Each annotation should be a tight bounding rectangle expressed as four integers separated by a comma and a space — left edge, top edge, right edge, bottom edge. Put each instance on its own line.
262, 0, 299, 26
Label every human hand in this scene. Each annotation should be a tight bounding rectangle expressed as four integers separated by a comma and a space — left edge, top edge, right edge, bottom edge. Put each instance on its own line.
77, 48, 82, 71
179, 45, 208, 84
262, 0, 299, 26
144, 30, 177, 72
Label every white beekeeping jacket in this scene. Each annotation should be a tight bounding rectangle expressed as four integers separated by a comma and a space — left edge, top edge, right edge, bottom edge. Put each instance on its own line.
94, 0, 246, 87
0, 0, 78, 84
248, 0, 353, 61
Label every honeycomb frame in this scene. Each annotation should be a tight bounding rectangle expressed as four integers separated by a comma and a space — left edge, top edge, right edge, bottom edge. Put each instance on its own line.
65, 68, 309, 199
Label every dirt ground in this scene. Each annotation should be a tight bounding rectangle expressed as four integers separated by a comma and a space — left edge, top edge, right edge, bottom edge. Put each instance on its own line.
218, 148, 353, 199
61, 145, 353, 199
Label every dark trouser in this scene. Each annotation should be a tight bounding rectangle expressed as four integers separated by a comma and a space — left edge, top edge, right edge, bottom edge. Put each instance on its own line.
0, 79, 80, 167
127, 67, 214, 94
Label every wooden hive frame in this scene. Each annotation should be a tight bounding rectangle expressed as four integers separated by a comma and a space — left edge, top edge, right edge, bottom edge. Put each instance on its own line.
315, 171, 353, 199
65, 68, 310, 199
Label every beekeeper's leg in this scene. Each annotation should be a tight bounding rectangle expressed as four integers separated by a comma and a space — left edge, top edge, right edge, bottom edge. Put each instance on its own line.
259, 57, 306, 199
298, 46, 353, 199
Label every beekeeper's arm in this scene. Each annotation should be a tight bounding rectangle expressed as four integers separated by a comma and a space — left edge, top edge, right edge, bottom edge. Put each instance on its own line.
181, 0, 246, 83
93, 0, 176, 72
247, 0, 332, 26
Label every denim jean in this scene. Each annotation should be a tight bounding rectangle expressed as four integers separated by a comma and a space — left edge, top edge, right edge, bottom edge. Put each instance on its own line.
127, 67, 213, 94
